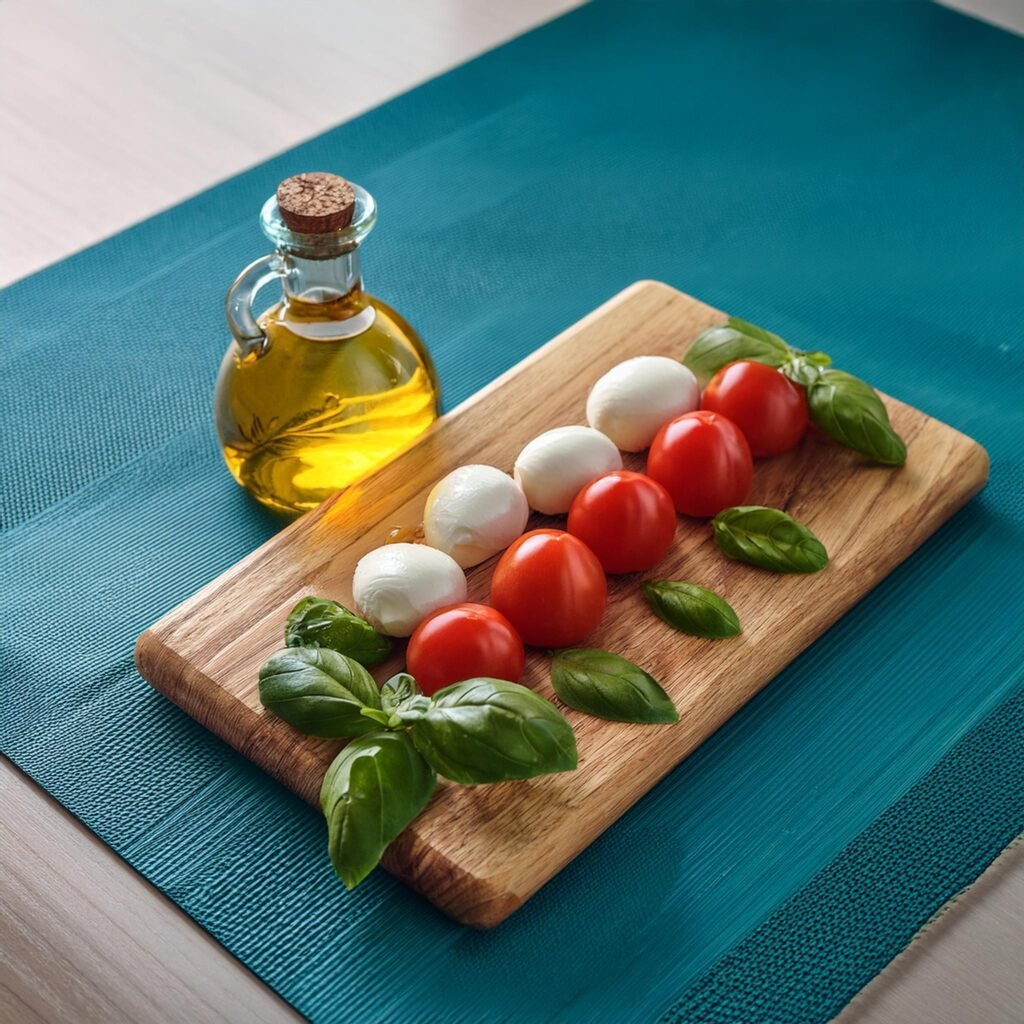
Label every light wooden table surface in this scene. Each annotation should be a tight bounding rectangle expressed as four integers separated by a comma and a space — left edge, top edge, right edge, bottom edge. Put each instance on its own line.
1, 1, 1022, 1021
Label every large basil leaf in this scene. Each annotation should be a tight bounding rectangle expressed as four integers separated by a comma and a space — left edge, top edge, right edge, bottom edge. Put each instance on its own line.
285, 596, 391, 667
405, 679, 577, 784
805, 369, 907, 465
643, 580, 741, 639
712, 505, 828, 573
320, 731, 436, 889
683, 318, 791, 380
551, 649, 678, 724
259, 646, 381, 737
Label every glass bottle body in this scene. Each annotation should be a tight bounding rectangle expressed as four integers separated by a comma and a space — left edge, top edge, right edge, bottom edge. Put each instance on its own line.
214, 187, 440, 516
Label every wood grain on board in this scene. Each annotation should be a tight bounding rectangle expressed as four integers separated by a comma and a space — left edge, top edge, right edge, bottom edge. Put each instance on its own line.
135, 280, 989, 928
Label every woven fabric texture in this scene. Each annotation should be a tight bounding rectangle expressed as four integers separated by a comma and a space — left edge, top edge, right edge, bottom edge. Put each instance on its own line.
2, 2, 1023, 1022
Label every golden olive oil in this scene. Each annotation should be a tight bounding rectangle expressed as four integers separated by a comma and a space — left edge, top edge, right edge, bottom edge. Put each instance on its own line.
216, 292, 438, 515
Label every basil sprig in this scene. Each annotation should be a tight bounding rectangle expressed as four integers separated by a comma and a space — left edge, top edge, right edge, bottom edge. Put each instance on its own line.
320, 731, 436, 889
643, 581, 741, 638
258, 647, 383, 737
285, 596, 391, 667
712, 505, 828, 573
550, 649, 678, 724
399, 678, 578, 784
258, 644, 579, 887
684, 317, 905, 465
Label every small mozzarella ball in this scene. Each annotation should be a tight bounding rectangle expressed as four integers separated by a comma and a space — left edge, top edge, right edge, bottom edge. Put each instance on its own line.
586, 356, 700, 452
423, 465, 529, 568
352, 543, 467, 637
513, 426, 622, 515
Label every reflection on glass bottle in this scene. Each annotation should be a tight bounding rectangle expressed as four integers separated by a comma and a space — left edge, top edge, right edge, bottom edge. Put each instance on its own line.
215, 173, 439, 516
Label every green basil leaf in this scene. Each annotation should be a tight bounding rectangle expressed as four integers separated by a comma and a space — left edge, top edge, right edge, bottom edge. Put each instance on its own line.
380, 672, 418, 714
551, 649, 678, 724
683, 323, 792, 381
408, 678, 577, 784
805, 369, 907, 466
259, 647, 382, 737
320, 730, 436, 889
285, 596, 391, 667
712, 505, 828, 573
643, 581, 741, 639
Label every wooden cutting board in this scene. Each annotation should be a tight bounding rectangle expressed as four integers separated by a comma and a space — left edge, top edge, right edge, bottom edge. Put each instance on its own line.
135, 280, 988, 928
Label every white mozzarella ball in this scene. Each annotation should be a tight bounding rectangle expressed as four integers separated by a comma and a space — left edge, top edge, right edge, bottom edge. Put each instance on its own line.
352, 543, 467, 637
586, 356, 700, 452
423, 464, 529, 568
513, 425, 622, 515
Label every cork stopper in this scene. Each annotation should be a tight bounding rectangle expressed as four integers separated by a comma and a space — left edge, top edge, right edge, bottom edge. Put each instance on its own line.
276, 172, 356, 233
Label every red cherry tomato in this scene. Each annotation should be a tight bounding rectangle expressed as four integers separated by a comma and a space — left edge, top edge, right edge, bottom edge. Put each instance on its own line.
567, 471, 676, 574
490, 529, 607, 648
406, 603, 525, 696
647, 410, 753, 517
701, 360, 808, 457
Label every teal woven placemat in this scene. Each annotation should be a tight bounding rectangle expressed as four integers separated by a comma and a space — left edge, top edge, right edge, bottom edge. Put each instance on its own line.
2, 2, 1023, 1021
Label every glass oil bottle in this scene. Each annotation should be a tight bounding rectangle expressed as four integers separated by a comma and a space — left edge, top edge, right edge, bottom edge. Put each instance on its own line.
215, 172, 440, 515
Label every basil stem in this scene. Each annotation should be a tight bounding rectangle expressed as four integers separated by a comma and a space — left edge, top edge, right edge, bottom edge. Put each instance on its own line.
797, 349, 832, 367
320, 731, 436, 889
403, 678, 578, 785
683, 316, 792, 380
359, 707, 394, 728
285, 596, 391, 667
805, 368, 907, 466
712, 506, 828, 574
258, 647, 382, 737
551, 649, 678, 724
643, 580, 741, 639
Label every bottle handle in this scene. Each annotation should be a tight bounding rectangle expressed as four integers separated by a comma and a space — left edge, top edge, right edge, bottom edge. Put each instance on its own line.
225, 253, 288, 358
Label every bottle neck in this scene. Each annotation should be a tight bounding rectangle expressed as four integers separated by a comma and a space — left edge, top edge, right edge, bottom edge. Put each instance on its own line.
282, 249, 362, 304
275, 246, 376, 339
